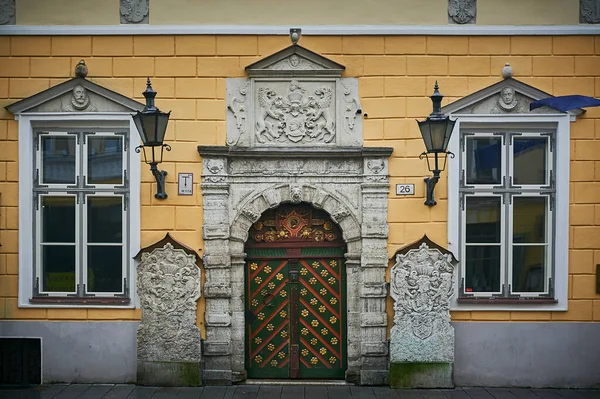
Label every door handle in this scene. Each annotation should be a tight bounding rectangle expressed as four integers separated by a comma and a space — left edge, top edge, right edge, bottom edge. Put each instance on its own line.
261, 289, 275, 307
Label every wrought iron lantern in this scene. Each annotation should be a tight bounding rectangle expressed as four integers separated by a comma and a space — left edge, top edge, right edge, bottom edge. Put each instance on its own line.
417, 82, 456, 206
133, 78, 171, 200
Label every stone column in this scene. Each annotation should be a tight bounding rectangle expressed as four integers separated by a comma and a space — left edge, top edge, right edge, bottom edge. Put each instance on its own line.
201, 155, 234, 384
389, 237, 456, 388
358, 154, 391, 385
136, 240, 202, 386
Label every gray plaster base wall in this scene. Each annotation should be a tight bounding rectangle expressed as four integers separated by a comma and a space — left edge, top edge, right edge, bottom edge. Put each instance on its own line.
454, 321, 600, 388
0, 321, 139, 384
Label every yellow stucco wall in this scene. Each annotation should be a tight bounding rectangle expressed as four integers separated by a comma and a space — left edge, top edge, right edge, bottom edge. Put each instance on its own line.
12, 0, 581, 26
0, 35, 599, 326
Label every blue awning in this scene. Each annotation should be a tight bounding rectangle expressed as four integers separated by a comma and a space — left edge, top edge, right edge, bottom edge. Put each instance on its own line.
530, 95, 600, 112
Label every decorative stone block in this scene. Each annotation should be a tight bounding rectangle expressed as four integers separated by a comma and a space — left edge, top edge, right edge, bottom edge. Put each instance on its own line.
448, 0, 476, 24
135, 234, 202, 386
580, 0, 600, 24
389, 236, 456, 388
120, 0, 149, 24
0, 0, 15, 25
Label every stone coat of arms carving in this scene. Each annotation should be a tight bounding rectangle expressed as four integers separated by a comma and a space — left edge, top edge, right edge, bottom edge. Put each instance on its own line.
0, 0, 15, 25
120, 0, 149, 24
448, 0, 476, 24
137, 243, 202, 363
255, 80, 335, 144
390, 241, 455, 362
580, 0, 600, 23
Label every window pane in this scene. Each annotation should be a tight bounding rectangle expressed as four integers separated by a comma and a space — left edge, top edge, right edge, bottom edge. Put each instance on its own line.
466, 197, 502, 243
87, 197, 123, 243
42, 245, 76, 292
87, 246, 123, 293
41, 136, 76, 184
41, 196, 76, 243
513, 138, 546, 185
87, 136, 123, 185
513, 197, 547, 243
512, 245, 546, 292
466, 137, 502, 185
465, 245, 501, 293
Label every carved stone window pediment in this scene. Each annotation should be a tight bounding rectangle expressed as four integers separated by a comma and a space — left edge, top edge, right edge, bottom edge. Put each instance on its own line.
442, 77, 584, 117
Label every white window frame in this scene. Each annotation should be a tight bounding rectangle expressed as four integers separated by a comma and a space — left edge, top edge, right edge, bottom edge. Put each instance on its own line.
17, 113, 141, 308
448, 114, 570, 311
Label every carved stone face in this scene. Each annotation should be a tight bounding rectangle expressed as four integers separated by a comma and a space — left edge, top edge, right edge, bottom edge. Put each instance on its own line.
289, 55, 300, 68
73, 85, 87, 104
501, 88, 515, 104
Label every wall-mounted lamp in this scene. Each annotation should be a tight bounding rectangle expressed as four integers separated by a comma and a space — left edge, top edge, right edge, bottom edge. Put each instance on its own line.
133, 78, 171, 200
417, 82, 456, 206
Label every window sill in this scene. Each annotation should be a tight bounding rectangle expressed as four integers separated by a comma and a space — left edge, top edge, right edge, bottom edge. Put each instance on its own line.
30, 296, 130, 306
457, 297, 557, 305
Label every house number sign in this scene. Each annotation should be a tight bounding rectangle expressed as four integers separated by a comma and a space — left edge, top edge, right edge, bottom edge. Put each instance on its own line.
178, 173, 193, 195
396, 184, 415, 196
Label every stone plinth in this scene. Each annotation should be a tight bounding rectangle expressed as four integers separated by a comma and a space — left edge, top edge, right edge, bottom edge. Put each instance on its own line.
135, 236, 202, 386
389, 236, 456, 388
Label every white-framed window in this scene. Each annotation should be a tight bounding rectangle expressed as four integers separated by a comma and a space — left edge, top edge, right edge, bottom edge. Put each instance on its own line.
18, 114, 140, 308
448, 115, 570, 311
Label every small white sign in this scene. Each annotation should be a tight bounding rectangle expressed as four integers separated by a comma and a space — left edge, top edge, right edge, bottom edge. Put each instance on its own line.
396, 184, 415, 196
178, 173, 193, 195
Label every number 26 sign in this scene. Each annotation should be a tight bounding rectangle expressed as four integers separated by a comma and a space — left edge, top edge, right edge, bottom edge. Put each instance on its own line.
396, 184, 415, 196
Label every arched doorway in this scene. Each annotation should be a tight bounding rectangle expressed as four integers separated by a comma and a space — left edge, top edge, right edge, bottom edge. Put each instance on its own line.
244, 203, 347, 379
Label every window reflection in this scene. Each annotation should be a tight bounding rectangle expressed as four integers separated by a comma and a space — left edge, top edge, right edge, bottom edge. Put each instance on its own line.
42, 136, 76, 184
88, 137, 123, 185
466, 137, 502, 185
513, 138, 546, 185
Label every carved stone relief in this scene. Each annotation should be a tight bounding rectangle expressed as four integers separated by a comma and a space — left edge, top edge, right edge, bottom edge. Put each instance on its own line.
448, 0, 476, 24
137, 243, 202, 363
0, 0, 15, 25
580, 0, 600, 23
268, 54, 324, 71
120, 0, 149, 24
390, 242, 455, 363
455, 89, 547, 114
226, 78, 362, 147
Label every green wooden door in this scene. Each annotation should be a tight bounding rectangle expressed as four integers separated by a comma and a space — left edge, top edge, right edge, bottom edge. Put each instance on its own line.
245, 205, 347, 379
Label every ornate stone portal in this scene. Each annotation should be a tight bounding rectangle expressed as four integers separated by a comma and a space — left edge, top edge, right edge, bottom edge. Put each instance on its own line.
199, 36, 392, 385
389, 236, 456, 388
136, 235, 202, 386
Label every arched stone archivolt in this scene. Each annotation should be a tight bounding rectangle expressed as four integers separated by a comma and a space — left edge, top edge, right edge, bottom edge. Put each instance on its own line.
231, 183, 362, 254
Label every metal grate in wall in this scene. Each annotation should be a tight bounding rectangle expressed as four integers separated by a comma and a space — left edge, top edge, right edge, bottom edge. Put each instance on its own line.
0, 338, 42, 385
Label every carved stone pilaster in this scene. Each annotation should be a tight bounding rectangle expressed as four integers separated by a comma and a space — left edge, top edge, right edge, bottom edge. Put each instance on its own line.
120, 0, 149, 24
136, 238, 202, 386
0, 0, 16, 25
389, 237, 456, 388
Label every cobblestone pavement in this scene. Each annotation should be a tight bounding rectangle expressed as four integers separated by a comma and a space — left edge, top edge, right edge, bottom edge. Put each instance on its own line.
0, 385, 599, 399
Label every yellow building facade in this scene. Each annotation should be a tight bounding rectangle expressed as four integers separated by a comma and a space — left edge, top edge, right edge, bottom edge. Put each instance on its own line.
0, 0, 599, 388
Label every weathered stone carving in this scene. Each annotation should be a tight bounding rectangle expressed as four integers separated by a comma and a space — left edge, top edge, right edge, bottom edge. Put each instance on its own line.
120, 0, 149, 24
255, 80, 335, 144
491, 87, 528, 114
290, 184, 303, 203
0, 0, 15, 25
390, 241, 455, 362
367, 159, 385, 174
580, 0, 600, 23
137, 242, 202, 363
62, 84, 98, 112
227, 82, 249, 146
268, 55, 323, 71
342, 82, 361, 138
448, 0, 476, 24
206, 159, 224, 174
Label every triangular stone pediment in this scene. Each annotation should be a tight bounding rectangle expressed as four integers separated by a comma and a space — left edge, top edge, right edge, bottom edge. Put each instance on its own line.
6, 77, 144, 114
245, 44, 345, 78
442, 77, 584, 118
